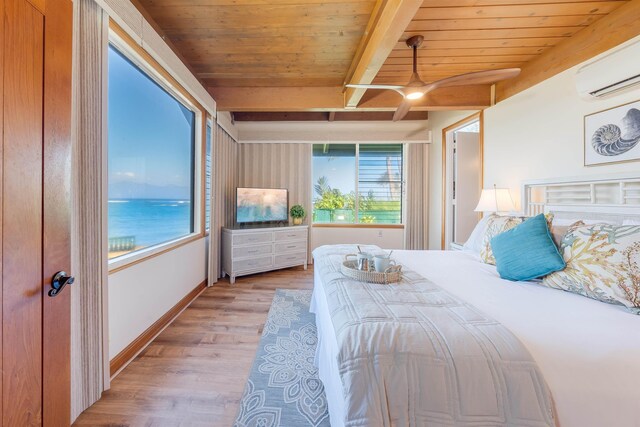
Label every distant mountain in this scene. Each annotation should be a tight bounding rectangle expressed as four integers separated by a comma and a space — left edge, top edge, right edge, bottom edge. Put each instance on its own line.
109, 181, 190, 200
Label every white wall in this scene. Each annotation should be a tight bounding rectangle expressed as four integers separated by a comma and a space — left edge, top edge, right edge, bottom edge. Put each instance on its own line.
236, 120, 431, 143
311, 227, 405, 253
484, 48, 640, 210
108, 238, 207, 359
427, 110, 478, 249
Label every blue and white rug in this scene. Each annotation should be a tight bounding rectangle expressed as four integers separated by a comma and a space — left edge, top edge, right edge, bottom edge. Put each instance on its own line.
233, 289, 331, 427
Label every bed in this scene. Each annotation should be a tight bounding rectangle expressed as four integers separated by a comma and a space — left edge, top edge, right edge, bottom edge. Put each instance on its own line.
310, 175, 640, 427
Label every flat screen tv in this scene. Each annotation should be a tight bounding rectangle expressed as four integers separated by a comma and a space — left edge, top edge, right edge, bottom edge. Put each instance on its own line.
236, 187, 288, 224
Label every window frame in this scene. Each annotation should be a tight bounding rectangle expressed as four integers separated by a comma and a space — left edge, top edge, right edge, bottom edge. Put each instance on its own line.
311, 142, 406, 228
107, 22, 207, 274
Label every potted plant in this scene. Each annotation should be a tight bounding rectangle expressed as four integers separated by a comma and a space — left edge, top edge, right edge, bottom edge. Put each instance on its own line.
290, 204, 306, 225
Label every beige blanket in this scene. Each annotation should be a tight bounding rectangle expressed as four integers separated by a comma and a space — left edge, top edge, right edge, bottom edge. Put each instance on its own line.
313, 245, 556, 427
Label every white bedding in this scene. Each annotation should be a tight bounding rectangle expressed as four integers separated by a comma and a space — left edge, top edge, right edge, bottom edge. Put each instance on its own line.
312, 249, 640, 427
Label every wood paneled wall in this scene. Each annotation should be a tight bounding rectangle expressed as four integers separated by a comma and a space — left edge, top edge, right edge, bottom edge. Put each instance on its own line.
210, 123, 239, 281
238, 143, 312, 225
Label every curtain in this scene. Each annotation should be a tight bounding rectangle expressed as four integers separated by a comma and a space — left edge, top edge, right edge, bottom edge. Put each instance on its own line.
238, 143, 312, 216
70, 0, 109, 421
209, 122, 239, 284
404, 143, 429, 249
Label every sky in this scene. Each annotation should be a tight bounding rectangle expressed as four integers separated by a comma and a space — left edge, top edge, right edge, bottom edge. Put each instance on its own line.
108, 45, 194, 200
312, 156, 356, 197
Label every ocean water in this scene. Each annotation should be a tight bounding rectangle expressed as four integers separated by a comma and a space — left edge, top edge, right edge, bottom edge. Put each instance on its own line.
108, 199, 192, 249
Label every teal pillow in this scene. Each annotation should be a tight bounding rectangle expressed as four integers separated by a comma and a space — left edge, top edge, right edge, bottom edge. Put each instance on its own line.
490, 214, 566, 281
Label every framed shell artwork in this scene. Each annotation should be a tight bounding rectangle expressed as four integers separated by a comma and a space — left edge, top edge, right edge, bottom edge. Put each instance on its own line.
584, 99, 640, 166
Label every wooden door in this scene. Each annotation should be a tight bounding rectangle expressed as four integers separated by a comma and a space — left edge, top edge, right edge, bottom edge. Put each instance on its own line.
1, 0, 72, 425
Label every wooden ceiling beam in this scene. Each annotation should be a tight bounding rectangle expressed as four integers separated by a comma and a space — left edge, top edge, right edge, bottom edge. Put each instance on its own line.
231, 111, 429, 121
358, 84, 491, 110
208, 84, 491, 112
495, 0, 640, 102
343, 0, 424, 108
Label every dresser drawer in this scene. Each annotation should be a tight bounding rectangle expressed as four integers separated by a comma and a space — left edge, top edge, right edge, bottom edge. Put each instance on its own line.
233, 244, 272, 258
274, 252, 307, 267
233, 232, 272, 246
275, 241, 307, 254
234, 256, 273, 272
274, 229, 307, 242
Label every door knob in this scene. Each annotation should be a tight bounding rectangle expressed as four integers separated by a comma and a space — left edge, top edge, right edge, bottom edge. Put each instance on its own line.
49, 271, 74, 297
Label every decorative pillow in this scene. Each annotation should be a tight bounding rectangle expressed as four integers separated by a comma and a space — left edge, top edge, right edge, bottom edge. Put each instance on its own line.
480, 214, 524, 264
491, 214, 566, 281
542, 223, 640, 314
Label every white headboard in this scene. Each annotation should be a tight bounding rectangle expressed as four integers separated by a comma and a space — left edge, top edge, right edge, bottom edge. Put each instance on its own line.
522, 173, 640, 223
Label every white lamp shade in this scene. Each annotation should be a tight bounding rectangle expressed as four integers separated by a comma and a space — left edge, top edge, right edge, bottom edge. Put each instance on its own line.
474, 188, 515, 213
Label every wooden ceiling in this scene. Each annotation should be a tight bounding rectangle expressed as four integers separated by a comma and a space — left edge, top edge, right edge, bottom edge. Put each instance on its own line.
375, 0, 629, 85
136, 0, 379, 88
135, 0, 640, 115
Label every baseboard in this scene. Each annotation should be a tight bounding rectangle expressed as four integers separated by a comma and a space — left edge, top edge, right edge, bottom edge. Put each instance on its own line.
109, 279, 207, 378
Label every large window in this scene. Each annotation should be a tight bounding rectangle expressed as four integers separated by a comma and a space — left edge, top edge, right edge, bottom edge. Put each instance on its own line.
108, 45, 196, 259
312, 144, 403, 224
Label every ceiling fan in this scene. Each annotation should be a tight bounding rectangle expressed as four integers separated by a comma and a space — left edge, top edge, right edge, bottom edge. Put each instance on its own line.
346, 35, 521, 121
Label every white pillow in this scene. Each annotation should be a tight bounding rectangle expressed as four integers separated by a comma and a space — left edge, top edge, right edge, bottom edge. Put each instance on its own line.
463, 215, 491, 254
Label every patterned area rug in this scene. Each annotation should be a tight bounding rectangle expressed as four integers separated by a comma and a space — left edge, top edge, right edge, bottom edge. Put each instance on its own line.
233, 289, 331, 427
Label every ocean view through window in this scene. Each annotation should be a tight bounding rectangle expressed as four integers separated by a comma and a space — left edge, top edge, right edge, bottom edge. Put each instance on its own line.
312, 144, 403, 224
108, 45, 196, 259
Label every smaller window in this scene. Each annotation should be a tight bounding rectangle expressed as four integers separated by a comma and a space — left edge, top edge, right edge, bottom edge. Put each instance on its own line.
358, 144, 403, 224
312, 143, 403, 225
312, 144, 356, 224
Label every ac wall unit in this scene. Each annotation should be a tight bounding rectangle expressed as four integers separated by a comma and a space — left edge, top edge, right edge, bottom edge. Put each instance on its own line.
576, 39, 640, 99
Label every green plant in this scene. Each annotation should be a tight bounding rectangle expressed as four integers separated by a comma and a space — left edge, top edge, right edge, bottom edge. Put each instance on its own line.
314, 188, 346, 210
289, 204, 306, 219
360, 215, 376, 224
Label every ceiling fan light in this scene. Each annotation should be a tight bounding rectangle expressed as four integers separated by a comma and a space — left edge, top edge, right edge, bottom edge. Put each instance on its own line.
406, 91, 424, 100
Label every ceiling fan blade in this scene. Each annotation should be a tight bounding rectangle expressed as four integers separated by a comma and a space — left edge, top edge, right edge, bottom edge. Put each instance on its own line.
428, 68, 521, 91
393, 99, 413, 122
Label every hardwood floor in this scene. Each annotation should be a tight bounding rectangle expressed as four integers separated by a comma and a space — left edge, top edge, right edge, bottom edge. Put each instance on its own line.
74, 266, 314, 426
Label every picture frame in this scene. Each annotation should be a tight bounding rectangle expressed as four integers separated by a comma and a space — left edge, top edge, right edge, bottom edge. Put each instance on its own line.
584, 99, 640, 166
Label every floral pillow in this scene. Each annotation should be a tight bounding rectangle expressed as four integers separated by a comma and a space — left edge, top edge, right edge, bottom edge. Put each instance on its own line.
480, 214, 525, 265
542, 223, 640, 314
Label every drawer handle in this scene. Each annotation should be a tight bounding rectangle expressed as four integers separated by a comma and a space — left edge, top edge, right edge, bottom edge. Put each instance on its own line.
248, 249, 259, 254
287, 256, 297, 260
287, 234, 297, 237
286, 245, 296, 249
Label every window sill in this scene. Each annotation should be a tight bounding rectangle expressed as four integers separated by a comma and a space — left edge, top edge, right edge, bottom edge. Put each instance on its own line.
108, 233, 204, 275
312, 223, 404, 229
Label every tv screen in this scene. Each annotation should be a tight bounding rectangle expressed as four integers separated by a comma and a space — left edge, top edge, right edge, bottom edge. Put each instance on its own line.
236, 188, 288, 224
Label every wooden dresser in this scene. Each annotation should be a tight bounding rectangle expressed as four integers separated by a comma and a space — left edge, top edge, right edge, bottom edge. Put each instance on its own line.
222, 225, 309, 284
